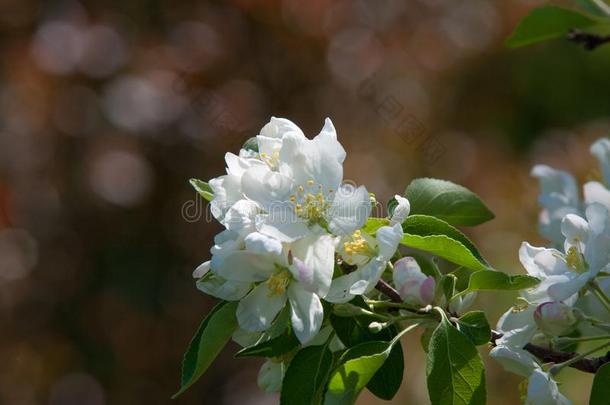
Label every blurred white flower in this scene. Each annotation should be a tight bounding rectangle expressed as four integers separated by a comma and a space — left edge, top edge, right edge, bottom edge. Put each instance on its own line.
533, 301, 580, 337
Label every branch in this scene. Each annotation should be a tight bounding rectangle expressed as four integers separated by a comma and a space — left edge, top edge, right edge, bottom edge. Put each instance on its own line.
491, 331, 610, 374
567, 29, 610, 50
375, 279, 403, 303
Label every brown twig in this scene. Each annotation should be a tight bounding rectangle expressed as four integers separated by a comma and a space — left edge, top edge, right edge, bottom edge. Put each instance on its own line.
491, 331, 610, 374
375, 279, 403, 303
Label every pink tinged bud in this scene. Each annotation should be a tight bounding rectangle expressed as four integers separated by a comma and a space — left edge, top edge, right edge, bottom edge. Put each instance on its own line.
534, 302, 579, 336
393, 257, 436, 306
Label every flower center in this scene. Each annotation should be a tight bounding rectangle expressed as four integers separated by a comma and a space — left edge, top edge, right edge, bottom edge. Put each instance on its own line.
518, 379, 529, 403
566, 246, 587, 273
343, 230, 373, 256
267, 268, 291, 296
259, 150, 281, 169
290, 180, 333, 225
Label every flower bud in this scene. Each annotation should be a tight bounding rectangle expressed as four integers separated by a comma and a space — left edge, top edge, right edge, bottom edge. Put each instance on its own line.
368, 321, 386, 333
533, 302, 579, 336
393, 257, 436, 307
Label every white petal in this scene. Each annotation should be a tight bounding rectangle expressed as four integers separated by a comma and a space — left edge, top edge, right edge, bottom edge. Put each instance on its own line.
591, 137, 610, 185
278, 131, 343, 192
533, 249, 571, 276
327, 185, 371, 236
584, 181, 610, 213
222, 200, 259, 233
526, 369, 572, 405
531, 165, 579, 208
193, 260, 210, 278
390, 195, 410, 225
209, 174, 242, 221
497, 323, 537, 349
519, 242, 548, 278
287, 283, 324, 344
547, 273, 588, 301
289, 232, 335, 297
497, 306, 535, 333
244, 232, 283, 257
324, 272, 360, 303
560, 213, 589, 246
225, 152, 266, 177
489, 346, 539, 378
257, 205, 309, 242
313, 118, 346, 164
237, 283, 287, 332
325, 258, 386, 303
375, 223, 403, 260
259, 117, 305, 139
212, 251, 275, 282
197, 274, 251, 301
241, 166, 293, 208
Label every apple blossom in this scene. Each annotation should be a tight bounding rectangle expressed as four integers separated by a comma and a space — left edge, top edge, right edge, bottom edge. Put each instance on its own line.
325, 223, 403, 303
392, 256, 436, 307
533, 301, 580, 337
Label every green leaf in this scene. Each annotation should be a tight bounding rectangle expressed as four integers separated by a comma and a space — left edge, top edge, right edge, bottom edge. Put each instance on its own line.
235, 328, 299, 358
362, 217, 389, 235
506, 6, 601, 48
280, 344, 333, 405
405, 178, 495, 226
329, 297, 404, 400
401, 215, 491, 272
235, 307, 298, 358
189, 178, 214, 202
459, 270, 540, 295
590, 362, 610, 405
426, 318, 486, 405
173, 301, 238, 397
456, 311, 491, 346
325, 341, 394, 405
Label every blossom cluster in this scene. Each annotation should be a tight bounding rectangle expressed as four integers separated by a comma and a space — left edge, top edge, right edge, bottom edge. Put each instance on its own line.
193, 117, 433, 391
491, 138, 610, 404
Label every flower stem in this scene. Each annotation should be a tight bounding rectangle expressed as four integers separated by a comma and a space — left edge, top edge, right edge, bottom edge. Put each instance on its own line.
554, 335, 610, 345
550, 341, 610, 375
589, 281, 610, 314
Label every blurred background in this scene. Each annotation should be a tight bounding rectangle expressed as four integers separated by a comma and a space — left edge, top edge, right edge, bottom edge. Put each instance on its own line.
1, 0, 608, 403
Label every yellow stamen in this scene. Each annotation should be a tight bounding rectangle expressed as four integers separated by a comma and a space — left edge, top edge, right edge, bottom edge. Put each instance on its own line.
267, 270, 291, 296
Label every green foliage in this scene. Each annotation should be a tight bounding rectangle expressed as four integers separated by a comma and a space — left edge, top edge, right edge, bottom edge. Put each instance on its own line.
280, 344, 333, 405
426, 317, 486, 405
404, 178, 495, 226
457, 270, 539, 296
325, 341, 396, 404
235, 307, 299, 358
361, 217, 389, 235
506, 5, 604, 48
590, 362, 610, 405
455, 311, 491, 346
189, 178, 214, 202
401, 215, 491, 271
173, 301, 238, 397
330, 297, 404, 400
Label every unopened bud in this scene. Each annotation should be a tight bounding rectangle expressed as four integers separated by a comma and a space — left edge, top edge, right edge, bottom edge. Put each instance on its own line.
393, 257, 436, 307
534, 302, 580, 336
368, 321, 387, 333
